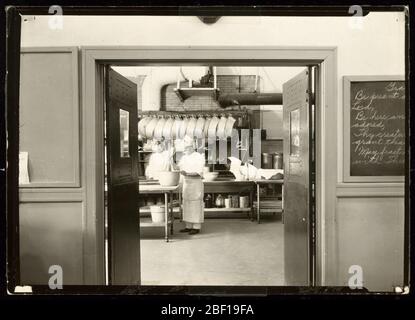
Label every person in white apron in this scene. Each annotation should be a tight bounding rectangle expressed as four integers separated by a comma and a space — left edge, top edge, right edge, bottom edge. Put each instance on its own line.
145, 140, 171, 180
178, 135, 205, 235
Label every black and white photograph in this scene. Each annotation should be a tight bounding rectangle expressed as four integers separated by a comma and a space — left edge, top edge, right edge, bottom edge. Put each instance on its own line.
3, 4, 412, 303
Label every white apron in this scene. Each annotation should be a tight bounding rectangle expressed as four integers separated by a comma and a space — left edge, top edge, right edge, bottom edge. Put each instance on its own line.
182, 175, 204, 223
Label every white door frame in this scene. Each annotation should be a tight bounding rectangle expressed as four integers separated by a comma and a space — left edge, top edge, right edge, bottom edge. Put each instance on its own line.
81, 46, 338, 286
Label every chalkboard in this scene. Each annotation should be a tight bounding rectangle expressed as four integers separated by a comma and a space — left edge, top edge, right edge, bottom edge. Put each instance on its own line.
350, 81, 405, 176
344, 76, 405, 180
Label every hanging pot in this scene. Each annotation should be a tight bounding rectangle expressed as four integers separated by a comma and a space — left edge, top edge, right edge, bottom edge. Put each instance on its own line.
138, 116, 151, 137
179, 117, 189, 139
203, 116, 212, 138
224, 115, 236, 138
171, 116, 182, 140
186, 116, 197, 138
208, 115, 219, 139
194, 116, 205, 139
145, 116, 158, 139
216, 115, 227, 140
153, 117, 166, 140
162, 116, 174, 140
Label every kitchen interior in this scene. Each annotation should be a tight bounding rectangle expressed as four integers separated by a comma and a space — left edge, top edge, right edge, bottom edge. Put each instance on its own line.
110, 65, 305, 286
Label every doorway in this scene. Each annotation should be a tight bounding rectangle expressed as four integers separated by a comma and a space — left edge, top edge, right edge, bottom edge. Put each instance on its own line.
86, 45, 333, 283
103, 63, 319, 286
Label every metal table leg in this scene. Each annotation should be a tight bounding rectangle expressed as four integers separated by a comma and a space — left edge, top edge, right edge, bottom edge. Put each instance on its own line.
249, 190, 254, 221
257, 183, 260, 224
170, 192, 174, 235
164, 192, 169, 242
179, 191, 183, 221
281, 184, 284, 224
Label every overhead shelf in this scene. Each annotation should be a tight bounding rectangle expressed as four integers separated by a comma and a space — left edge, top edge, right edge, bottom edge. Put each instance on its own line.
174, 87, 220, 102
174, 66, 219, 102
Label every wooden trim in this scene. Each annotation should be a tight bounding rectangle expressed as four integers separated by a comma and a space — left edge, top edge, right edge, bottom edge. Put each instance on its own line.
336, 183, 404, 198
81, 46, 337, 286
19, 47, 81, 188
19, 189, 85, 202
342, 75, 405, 183
6, 6, 22, 290
317, 49, 338, 286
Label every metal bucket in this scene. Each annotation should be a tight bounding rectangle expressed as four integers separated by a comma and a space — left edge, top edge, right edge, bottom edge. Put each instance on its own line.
261, 153, 273, 169
273, 153, 283, 169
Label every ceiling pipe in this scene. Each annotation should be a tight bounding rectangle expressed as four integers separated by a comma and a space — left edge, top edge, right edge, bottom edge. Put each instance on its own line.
218, 93, 283, 108
218, 92, 315, 108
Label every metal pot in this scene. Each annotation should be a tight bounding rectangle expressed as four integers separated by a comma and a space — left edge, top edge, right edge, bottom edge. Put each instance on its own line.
215, 194, 225, 208
224, 115, 236, 138
273, 153, 283, 169
194, 116, 205, 139
208, 115, 219, 139
162, 117, 174, 140
153, 117, 166, 140
216, 116, 227, 139
261, 153, 273, 169
145, 117, 158, 139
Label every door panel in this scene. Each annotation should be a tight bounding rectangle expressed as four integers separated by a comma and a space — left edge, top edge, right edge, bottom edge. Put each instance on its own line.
106, 67, 140, 285
283, 68, 312, 286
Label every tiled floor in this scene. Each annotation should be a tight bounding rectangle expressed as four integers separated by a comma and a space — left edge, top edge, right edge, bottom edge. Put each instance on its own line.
140, 216, 284, 286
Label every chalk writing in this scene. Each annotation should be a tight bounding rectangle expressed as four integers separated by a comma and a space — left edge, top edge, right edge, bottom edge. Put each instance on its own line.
350, 81, 405, 176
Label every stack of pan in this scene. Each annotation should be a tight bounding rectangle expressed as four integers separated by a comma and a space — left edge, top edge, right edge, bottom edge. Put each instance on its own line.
138, 114, 236, 141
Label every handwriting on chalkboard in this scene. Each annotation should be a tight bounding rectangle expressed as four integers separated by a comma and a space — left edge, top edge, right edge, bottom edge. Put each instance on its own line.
350, 81, 405, 176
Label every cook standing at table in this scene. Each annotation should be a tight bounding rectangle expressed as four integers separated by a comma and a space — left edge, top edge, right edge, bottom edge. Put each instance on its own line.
178, 135, 205, 235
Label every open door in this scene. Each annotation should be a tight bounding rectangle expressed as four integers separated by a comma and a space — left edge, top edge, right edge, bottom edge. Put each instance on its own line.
283, 68, 314, 286
105, 67, 140, 285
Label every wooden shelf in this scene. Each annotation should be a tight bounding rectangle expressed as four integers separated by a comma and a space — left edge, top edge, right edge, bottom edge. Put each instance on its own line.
174, 88, 220, 102
204, 207, 251, 212
139, 206, 180, 214
140, 217, 173, 228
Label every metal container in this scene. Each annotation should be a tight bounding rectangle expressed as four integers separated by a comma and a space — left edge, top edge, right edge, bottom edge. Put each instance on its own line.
231, 195, 239, 208
273, 153, 283, 169
261, 153, 273, 169
239, 196, 249, 208
204, 193, 213, 208
215, 194, 225, 208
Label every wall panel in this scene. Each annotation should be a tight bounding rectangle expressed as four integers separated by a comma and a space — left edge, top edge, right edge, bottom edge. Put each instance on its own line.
20, 201, 84, 285
19, 48, 79, 187
336, 196, 404, 291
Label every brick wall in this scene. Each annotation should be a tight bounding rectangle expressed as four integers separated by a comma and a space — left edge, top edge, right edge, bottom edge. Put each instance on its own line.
159, 75, 259, 112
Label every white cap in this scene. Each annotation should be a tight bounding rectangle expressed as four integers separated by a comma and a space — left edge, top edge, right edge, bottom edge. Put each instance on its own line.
183, 135, 194, 148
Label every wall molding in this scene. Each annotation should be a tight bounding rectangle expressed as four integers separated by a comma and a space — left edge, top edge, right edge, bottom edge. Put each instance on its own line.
19, 189, 85, 202
336, 183, 404, 198
19, 47, 80, 188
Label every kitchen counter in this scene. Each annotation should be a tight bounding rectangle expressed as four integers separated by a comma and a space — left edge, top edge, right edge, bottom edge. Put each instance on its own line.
139, 184, 180, 242
203, 179, 254, 193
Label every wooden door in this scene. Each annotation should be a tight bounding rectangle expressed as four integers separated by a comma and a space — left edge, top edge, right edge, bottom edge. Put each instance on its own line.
106, 67, 140, 285
283, 68, 313, 286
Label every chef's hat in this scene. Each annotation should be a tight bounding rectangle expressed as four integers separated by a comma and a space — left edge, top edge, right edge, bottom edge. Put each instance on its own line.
183, 135, 194, 148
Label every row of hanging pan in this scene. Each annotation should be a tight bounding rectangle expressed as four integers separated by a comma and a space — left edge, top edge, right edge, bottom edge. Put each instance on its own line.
138, 115, 236, 141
